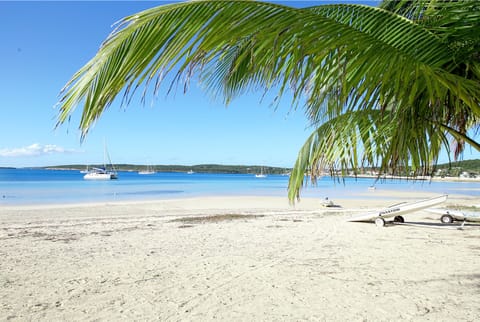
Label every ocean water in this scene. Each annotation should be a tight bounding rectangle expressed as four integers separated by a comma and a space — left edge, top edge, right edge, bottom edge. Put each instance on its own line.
0, 168, 479, 205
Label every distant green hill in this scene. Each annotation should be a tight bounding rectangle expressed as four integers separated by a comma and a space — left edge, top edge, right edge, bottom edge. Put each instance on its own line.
43, 159, 480, 177
437, 159, 480, 171
435, 159, 480, 176
45, 164, 291, 175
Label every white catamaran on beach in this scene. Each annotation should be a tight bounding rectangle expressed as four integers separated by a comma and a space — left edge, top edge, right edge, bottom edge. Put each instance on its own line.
347, 194, 448, 227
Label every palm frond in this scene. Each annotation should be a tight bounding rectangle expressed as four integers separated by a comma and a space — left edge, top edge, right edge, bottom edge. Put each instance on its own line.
57, 1, 304, 136
287, 108, 454, 202
55, 0, 480, 203
57, 1, 476, 133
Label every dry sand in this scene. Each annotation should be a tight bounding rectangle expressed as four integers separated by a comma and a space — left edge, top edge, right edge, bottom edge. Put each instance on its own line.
1, 192, 479, 321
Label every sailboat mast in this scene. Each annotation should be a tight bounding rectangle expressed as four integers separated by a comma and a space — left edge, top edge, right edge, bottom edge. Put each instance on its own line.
103, 138, 107, 170
103, 138, 116, 172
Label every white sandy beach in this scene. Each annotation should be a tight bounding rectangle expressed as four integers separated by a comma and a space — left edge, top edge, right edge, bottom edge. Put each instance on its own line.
1, 192, 479, 321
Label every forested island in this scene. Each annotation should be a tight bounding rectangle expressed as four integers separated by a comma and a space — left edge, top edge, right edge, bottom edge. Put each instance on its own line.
43, 164, 291, 175
39, 159, 480, 178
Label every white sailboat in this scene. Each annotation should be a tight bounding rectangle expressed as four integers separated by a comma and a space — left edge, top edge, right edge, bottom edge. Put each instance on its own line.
84, 140, 118, 180
83, 167, 117, 180
255, 166, 267, 178
138, 164, 155, 175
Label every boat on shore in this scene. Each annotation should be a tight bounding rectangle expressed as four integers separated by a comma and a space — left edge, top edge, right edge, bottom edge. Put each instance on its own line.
426, 208, 480, 223
347, 194, 448, 227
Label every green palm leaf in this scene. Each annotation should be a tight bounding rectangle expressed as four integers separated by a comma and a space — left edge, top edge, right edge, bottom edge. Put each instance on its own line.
55, 0, 480, 202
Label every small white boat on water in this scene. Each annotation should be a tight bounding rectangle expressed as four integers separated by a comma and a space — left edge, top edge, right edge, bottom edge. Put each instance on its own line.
84, 167, 118, 180
138, 170, 155, 175
255, 166, 267, 178
138, 165, 155, 175
83, 140, 118, 180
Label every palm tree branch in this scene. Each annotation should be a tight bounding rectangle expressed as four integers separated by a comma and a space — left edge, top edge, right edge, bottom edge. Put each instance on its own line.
56, 1, 470, 135
287, 109, 452, 202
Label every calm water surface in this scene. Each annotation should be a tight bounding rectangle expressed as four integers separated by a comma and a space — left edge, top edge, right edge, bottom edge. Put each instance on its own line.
0, 168, 478, 205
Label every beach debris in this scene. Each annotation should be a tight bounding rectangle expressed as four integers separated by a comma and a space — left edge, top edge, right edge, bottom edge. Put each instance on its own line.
321, 197, 340, 208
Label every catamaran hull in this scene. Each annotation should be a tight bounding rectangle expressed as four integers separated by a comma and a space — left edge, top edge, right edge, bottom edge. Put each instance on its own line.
347, 195, 448, 224
83, 173, 117, 180
426, 208, 480, 223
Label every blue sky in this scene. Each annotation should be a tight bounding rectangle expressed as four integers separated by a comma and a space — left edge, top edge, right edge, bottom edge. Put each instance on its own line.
0, 1, 478, 168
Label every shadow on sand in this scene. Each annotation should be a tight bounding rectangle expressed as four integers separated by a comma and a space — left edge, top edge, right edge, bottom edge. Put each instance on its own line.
393, 221, 480, 230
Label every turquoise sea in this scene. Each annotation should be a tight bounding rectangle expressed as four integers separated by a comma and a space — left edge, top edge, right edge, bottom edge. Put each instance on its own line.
0, 168, 479, 205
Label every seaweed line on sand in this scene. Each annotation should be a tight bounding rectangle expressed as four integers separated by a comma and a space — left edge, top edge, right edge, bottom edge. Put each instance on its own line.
169, 214, 264, 225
